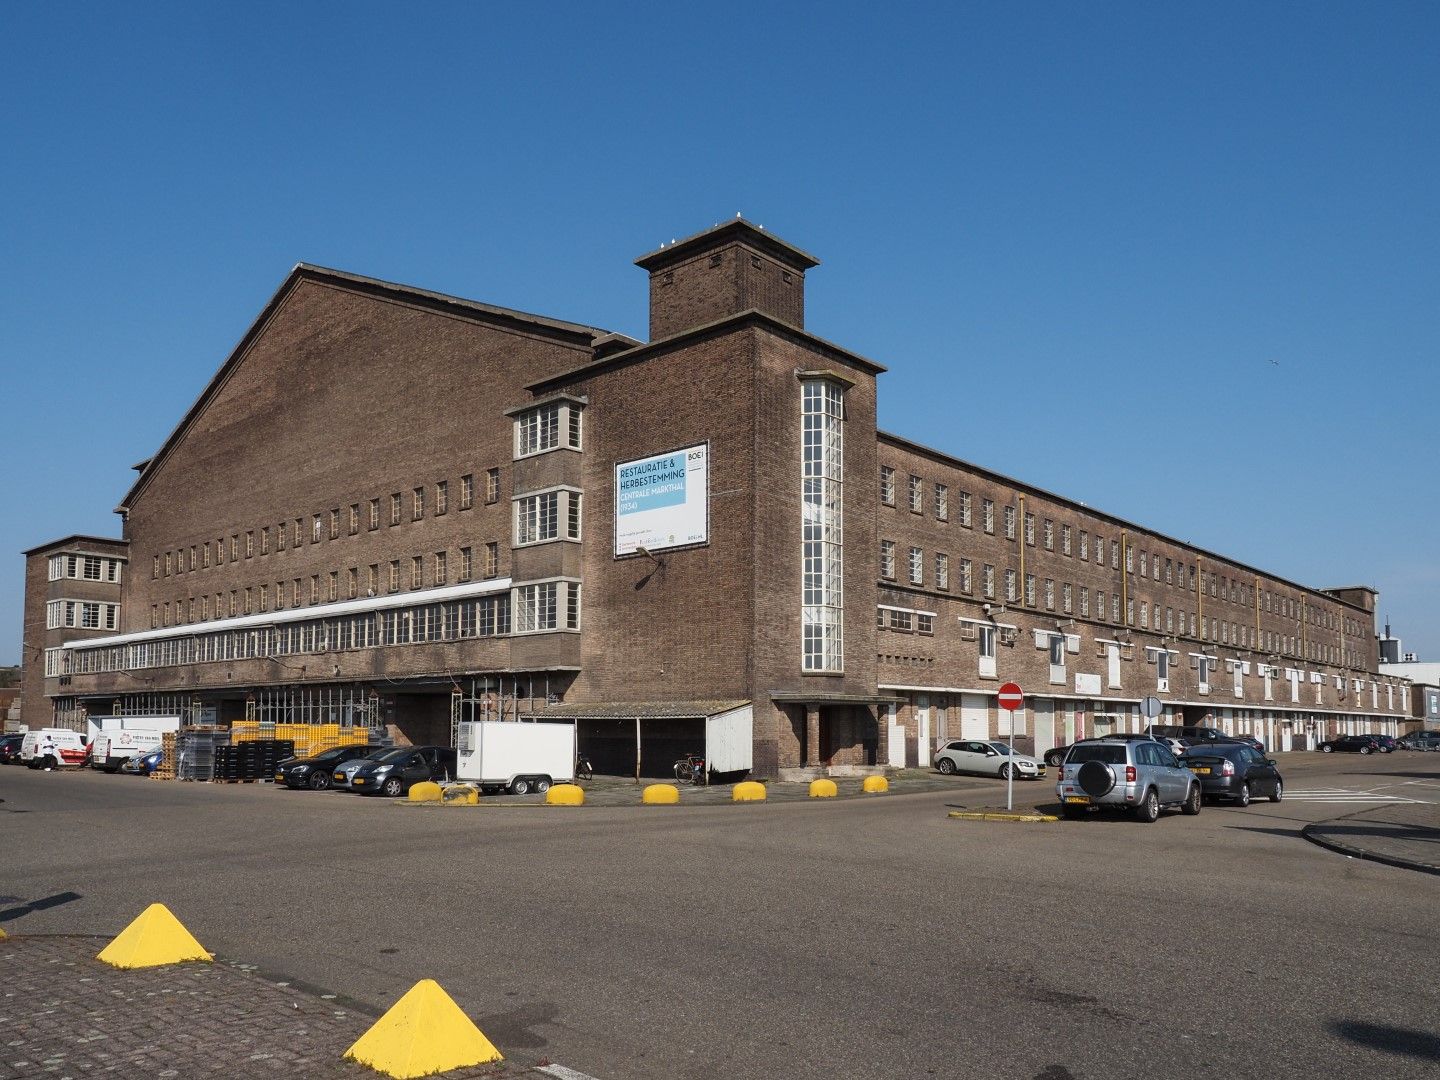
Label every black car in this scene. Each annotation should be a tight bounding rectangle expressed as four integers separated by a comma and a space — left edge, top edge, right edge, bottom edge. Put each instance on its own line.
1368, 735, 1397, 754
1397, 732, 1440, 752
346, 745, 457, 797
276, 744, 384, 789
1044, 732, 1164, 768
0, 733, 24, 764
1182, 742, 1283, 806
1319, 735, 1380, 754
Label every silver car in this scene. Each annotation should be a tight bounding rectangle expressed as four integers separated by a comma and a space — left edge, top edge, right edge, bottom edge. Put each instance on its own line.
934, 740, 1044, 781
330, 754, 380, 791
1056, 737, 1202, 822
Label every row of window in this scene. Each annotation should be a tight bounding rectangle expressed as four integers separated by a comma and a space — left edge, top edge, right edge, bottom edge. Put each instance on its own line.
151, 470, 502, 580
879, 540, 1352, 664
150, 544, 502, 627
48, 554, 123, 583
879, 466, 1347, 632
46, 600, 120, 631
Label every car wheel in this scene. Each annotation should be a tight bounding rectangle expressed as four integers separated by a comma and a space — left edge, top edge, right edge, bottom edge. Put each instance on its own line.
1270, 779, 1284, 803
534, 777, 552, 794
937, 758, 956, 775
1380, 746, 1391, 754
1359, 746, 1371, 755
1136, 788, 1160, 823
382, 777, 404, 798
1182, 783, 1201, 816
1235, 782, 1251, 808
999, 763, 1014, 781
1321, 745, 1333, 753
510, 777, 531, 796
307, 771, 330, 790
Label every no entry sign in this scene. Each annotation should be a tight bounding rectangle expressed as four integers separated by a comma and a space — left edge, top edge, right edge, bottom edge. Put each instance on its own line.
998, 683, 1024, 711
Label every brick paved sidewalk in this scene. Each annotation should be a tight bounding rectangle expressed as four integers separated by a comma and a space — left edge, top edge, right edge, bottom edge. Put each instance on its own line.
0, 935, 540, 1079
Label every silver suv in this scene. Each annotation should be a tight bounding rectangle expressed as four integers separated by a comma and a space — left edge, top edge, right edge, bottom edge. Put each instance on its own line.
1057, 736, 1202, 822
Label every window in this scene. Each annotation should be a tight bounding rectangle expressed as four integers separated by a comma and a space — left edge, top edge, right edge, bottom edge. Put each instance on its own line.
1113, 595, 1121, 622
1097, 590, 1108, 621
935, 553, 949, 591
917, 614, 934, 635
245, 532, 255, 558
369, 499, 380, 530
908, 547, 923, 585
435, 481, 448, 515
1138, 552, 1147, 578
1140, 600, 1149, 629
880, 540, 896, 579
347, 568, 358, 599
802, 378, 845, 673
153, 554, 160, 578
960, 558, 972, 594
567, 493, 582, 540
934, 483, 948, 521
514, 582, 559, 632
566, 584, 581, 630
889, 609, 912, 632
312, 515, 323, 543
1025, 574, 1036, 607
1061, 524, 1071, 556
411, 556, 423, 589
1043, 519, 1054, 551
390, 494, 402, 526
413, 488, 424, 521
1079, 531, 1089, 560
568, 407, 583, 450
1044, 579, 1055, 611
983, 498, 995, 534
459, 547, 473, 582
982, 564, 995, 599
367, 565, 379, 596
978, 625, 997, 679
485, 542, 499, 578
309, 577, 319, 605
388, 561, 400, 592
260, 529, 270, 555
908, 474, 923, 513
1080, 586, 1090, 618
486, 469, 500, 504
1062, 582, 1073, 614
434, 551, 447, 585
1005, 569, 1018, 602
879, 466, 895, 505
1111, 539, 1120, 569
1004, 505, 1016, 540
1126, 597, 1135, 625
1048, 634, 1065, 683
328, 572, 339, 602
515, 402, 580, 456
349, 505, 360, 535
958, 491, 972, 527
516, 491, 560, 545
1156, 650, 1171, 691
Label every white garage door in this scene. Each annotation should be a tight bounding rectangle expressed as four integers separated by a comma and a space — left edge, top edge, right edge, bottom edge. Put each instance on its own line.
1033, 699, 1055, 756
960, 693, 989, 740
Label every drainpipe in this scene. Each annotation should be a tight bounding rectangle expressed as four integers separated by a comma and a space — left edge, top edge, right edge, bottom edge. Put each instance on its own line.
1197, 556, 1204, 642
1017, 495, 1026, 604
1120, 530, 1128, 625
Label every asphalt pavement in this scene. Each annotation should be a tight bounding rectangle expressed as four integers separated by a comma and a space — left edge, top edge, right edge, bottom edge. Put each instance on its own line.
2, 752, 1438, 1079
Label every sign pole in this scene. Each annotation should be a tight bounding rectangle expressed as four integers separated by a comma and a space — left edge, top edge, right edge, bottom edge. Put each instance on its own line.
1007, 709, 1015, 811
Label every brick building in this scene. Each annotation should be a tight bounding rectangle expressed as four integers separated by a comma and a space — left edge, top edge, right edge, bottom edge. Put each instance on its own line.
20, 221, 1410, 773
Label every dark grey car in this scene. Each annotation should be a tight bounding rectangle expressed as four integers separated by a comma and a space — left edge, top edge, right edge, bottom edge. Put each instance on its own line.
1181, 742, 1283, 806
1057, 737, 1202, 822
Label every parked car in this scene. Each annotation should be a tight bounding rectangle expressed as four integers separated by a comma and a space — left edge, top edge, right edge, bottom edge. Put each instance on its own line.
934, 740, 1044, 781
1229, 735, 1267, 754
1397, 732, 1440, 751
1147, 724, 1228, 747
1367, 735, 1397, 754
0, 733, 25, 764
1181, 742, 1283, 806
344, 746, 457, 797
1056, 736, 1202, 822
120, 748, 166, 775
1319, 735, 1380, 754
276, 744, 383, 790
1044, 732, 1164, 768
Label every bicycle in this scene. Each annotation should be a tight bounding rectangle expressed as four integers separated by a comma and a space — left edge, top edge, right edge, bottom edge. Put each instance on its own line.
673, 753, 707, 785
575, 753, 594, 781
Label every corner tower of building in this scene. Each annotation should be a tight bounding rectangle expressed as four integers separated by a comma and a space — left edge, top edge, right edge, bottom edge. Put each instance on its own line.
635, 219, 819, 340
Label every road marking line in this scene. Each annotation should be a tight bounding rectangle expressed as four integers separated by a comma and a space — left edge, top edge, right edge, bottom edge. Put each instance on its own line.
539, 1065, 603, 1080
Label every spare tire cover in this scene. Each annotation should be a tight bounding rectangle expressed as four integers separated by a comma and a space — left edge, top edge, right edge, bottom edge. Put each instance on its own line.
1078, 759, 1117, 797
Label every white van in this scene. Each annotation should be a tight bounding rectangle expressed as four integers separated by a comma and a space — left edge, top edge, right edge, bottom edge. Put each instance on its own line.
91, 729, 167, 772
21, 728, 90, 769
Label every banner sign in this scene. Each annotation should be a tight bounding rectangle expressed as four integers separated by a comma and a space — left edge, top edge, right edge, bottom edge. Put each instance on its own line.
615, 444, 709, 556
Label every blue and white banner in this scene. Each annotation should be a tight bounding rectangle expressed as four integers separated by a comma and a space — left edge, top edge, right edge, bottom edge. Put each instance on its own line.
615, 444, 709, 556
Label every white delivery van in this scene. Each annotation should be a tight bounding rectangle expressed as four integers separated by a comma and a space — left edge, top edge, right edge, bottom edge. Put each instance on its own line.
21, 728, 90, 769
455, 720, 576, 794
85, 716, 181, 771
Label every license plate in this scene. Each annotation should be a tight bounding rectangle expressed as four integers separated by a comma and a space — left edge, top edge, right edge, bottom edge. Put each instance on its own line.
1189, 767, 1211, 775
1064, 795, 1090, 805
353, 778, 366, 785
333, 773, 345, 781
275, 773, 284, 781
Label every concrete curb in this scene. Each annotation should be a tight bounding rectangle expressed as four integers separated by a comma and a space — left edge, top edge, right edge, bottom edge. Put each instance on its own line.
1300, 822, 1440, 877
947, 810, 1059, 823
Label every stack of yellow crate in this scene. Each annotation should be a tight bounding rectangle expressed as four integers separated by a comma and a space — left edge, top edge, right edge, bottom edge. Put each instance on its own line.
230, 722, 372, 759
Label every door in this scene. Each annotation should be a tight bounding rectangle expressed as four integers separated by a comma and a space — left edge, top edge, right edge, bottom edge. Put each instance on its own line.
1033, 700, 1056, 758
886, 708, 905, 768
960, 694, 988, 739
956, 741, 1000, 776
916, 696, 931, 768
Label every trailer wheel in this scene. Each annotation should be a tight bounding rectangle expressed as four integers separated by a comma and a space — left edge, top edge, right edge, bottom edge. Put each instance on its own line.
510, 777, 531, 796
534, 777, 552, 794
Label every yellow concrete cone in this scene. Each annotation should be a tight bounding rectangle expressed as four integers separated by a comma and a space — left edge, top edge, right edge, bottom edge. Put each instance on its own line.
96, 903, 211, 969
344, 978, 502, 1078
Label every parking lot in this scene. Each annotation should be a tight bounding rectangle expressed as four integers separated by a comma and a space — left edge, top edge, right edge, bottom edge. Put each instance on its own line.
3, 751, 1438, 1079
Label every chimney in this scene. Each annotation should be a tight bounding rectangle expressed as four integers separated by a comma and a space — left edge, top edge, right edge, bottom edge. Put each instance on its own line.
635, 219, 819, 341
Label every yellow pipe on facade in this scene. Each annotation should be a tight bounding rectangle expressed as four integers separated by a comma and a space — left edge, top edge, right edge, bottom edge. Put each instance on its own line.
1197, 556, 1204, 641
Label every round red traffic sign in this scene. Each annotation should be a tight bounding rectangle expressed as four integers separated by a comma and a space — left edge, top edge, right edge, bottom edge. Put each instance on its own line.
998, 683, 1024, 711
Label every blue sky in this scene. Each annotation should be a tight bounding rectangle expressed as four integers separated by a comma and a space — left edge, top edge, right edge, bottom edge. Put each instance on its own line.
3, 2, 1437, 667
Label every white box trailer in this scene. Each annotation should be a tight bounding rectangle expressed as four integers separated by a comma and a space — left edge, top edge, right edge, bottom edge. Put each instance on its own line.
456, 720, 575, 795
86, 715, 181, 771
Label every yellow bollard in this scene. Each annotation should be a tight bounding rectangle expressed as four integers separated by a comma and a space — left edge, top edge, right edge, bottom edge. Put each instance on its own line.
642, 783, 680, 804
408, 781, 443, 803
441, 784, 479, 805
732, 781, 767, 802
862, 775, 889, 794
808, 778, 838, 798
546, 784, 585, 806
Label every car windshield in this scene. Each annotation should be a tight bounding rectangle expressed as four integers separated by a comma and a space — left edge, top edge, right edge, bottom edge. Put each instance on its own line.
987, 742, 1018, 755
1067, 744, 1127, 765
369, 748, 412, 765
1186, 745, 1244, 760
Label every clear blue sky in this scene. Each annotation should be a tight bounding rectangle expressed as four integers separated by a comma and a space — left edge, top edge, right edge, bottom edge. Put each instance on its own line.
3, 2, 1437, 667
